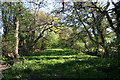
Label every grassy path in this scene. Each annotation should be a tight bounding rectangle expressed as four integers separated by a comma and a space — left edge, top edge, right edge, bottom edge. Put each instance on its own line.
2, 49, 120, 80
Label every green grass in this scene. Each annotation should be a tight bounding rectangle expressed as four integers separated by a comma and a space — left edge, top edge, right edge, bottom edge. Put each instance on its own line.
2, 49, 120, 80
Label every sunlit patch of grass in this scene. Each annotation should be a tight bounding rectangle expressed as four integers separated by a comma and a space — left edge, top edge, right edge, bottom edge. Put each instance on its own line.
46, 48, 64, 51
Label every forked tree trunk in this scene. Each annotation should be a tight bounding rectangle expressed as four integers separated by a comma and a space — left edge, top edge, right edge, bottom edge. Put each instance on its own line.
15, 18, 20, 58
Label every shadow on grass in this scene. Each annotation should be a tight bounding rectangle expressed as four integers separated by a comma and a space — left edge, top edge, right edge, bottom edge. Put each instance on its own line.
2, 58, 120, 80
2, 49, 120, 80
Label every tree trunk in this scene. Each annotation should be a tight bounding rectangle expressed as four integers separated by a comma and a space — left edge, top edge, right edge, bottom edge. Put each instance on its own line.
15, 18, 20, 58
103, 46, 109, 58
116, 4, 120, 54
116, 32, 120, 53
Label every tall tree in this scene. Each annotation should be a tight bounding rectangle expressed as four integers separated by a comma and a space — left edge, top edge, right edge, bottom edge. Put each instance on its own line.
106, 1, 120, 53
15, 18, 19, 58
1, 2, 26, 57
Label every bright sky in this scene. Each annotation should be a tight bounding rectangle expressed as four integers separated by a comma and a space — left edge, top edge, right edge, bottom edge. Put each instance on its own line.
0, 8, 3, 36
35, 0, 119, 13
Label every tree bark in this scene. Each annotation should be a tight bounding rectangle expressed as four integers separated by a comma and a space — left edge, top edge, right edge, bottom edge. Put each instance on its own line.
15, 18, 20, 58
116, 32, 120, 54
